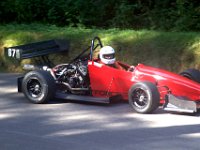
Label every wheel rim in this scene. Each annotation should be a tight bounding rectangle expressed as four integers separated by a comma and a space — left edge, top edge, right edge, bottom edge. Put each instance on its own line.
130, 88, 149, 109
27, 78, 42, 98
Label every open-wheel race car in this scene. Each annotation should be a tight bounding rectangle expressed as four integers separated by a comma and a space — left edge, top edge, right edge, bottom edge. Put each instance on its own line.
5, 37, 200, 114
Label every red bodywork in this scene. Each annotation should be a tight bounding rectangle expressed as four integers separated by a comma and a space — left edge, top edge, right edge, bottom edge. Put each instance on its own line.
88, 60, 200, 104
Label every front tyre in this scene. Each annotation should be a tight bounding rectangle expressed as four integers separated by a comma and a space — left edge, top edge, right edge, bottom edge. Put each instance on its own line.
128, 82, 160, 114
22, 70, 55, 104
180, 68, 200, 83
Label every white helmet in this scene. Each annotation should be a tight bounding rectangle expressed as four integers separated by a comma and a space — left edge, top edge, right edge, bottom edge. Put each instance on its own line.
99, 46, 116, 65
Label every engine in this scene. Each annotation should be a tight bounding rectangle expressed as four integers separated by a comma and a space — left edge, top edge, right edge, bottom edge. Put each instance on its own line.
53, 62, 88, 90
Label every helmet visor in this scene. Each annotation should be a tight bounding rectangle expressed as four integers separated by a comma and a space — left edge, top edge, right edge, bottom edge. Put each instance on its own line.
103, 53, 115, 59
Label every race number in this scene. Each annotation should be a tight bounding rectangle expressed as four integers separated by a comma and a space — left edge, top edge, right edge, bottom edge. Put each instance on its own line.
8, 48, 21, 59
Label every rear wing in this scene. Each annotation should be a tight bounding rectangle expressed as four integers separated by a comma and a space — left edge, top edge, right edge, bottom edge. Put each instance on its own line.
4, 39, 69, 60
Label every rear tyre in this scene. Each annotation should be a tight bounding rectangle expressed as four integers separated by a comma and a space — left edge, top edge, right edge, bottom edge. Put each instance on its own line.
128, 82, 160, 114
180, 69, 200, 83
22, 70, 55, 104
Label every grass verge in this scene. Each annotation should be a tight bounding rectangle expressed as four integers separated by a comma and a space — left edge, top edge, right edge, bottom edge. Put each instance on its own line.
0, 24, 200, 73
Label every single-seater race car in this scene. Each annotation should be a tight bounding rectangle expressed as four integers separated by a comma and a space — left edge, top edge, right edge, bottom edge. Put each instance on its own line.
5, 37, 200, 114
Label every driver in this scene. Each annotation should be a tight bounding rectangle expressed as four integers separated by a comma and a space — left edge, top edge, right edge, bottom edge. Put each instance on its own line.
99, 46, 134, 71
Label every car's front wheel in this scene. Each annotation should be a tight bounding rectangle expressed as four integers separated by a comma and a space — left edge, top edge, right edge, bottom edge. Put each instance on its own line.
128, 82, 160, 114
180, 68, 200, 83
22, 70, 55, 104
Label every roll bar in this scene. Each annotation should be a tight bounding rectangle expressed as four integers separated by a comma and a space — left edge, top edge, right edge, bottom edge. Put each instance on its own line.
90, 37, 103, 60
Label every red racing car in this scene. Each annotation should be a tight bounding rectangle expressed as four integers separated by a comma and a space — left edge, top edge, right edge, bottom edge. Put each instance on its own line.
5, 37, 200, 113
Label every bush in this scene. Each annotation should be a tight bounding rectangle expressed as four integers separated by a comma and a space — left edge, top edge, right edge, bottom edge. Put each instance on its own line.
0, 0, 199, 31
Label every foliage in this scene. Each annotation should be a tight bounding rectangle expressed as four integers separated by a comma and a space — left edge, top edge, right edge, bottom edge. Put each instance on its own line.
0, 24, 200, 73
0, 0, 199, 31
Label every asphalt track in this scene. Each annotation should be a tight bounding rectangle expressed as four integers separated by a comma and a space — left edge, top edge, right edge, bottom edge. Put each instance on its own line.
0, 73, 200, 150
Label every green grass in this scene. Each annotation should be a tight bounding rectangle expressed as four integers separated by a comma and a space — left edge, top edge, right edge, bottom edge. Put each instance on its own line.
0, 24, 200, 73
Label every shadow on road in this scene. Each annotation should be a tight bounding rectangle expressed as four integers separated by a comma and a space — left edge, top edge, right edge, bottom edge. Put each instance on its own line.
0, 73, 200, 150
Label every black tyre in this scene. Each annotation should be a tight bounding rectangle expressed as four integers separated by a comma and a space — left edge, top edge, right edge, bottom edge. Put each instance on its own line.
128, 82, 160, 114
22, 70, 55, 104
180, 68, 200, 83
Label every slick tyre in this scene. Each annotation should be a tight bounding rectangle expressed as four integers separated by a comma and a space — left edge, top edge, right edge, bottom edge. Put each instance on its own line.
180, 68, 200, 83
22, 70, 55, 104
128, 82, 160, 114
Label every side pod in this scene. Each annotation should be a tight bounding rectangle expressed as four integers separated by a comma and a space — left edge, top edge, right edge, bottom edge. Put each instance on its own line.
163, 94, 197, 113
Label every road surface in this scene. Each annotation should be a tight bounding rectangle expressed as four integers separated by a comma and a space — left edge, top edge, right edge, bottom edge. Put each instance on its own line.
0, 73, 200, 150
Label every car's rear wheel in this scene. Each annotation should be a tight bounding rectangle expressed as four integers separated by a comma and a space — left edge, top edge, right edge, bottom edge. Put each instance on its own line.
128, 82, 160, 114
180, 68, 200, 83
22, 70, 55, 104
